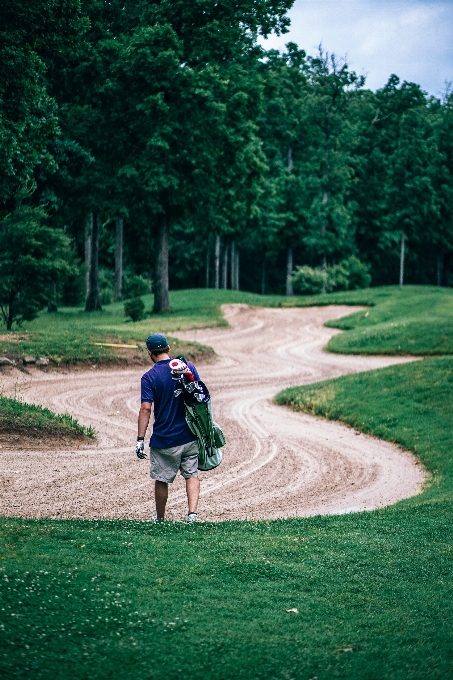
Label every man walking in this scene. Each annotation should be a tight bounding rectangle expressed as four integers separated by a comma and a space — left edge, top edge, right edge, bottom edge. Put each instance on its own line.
136, 333, 200, 522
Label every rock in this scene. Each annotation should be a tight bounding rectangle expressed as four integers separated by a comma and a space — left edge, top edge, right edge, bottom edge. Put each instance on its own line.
23, 356, 36, 364
0, 356, 16, 365
36, 357, 49, 366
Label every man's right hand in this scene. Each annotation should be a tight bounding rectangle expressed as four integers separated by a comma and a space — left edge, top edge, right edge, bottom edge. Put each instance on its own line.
135, 439, 148, 459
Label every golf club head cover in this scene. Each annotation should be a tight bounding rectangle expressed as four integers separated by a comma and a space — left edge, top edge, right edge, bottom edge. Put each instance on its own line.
169, 358, 194, 382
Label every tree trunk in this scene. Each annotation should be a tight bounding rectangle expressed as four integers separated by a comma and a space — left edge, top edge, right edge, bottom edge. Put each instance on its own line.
399, 231, 405, 286
84, 213, 92, 298
261, 258, 266, 295
236, 250, 240, 291
442, 252, 451, 287
286, 247, 293, 296
85, 213, 102, 311
222, 244, 229, 289
206, 237, 210, 288
114, 218, 123, 300
437, 252, 442, 286
321, 254, 327, 295
230, 242, 236, 290
287, 144, 293, 173
47, 281, 58, 313
6, 296, 14, 331
214, 234, 220, 289
153, 212, 171, 314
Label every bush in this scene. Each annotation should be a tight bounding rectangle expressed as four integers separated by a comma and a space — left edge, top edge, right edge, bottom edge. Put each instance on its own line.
123, 275, 150, 299
292, 256, 371, 295
124, 296, 145, 322
335, 255, 371, 290
292, 266, 327, 295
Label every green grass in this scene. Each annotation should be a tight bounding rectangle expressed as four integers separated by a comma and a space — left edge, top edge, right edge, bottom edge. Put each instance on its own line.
322, 285, 453, 355
0, 396, 95, 439
1, 508, 452, 679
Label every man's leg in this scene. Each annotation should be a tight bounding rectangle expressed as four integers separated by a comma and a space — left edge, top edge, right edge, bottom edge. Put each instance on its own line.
155, 480, 168, 519
186, 477, 200, 514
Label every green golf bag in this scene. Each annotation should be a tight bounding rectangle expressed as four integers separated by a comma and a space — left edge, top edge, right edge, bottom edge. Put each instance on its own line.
177, 379, 225, 471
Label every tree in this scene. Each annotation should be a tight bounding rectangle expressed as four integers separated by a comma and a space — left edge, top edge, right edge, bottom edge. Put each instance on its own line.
0, 206, 74, 330
257, 44, 308, 294
351, 77, 430, 285
299, 49, 365, 288
64, 0, 292, 312
0, 0, 87, 211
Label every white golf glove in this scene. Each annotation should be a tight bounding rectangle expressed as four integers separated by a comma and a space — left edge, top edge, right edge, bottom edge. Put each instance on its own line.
135, 438, 147, 459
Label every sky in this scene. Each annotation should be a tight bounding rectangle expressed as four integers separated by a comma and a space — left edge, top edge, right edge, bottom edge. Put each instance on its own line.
258, 0, 453, 96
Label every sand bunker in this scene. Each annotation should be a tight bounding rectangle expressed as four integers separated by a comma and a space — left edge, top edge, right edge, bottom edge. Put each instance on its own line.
0, 304, 425, 521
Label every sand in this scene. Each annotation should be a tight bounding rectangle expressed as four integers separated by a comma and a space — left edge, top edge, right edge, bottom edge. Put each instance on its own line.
0, 304, 425, 521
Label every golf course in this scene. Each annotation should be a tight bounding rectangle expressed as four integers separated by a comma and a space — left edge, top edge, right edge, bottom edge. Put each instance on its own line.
0, 286, 452, 679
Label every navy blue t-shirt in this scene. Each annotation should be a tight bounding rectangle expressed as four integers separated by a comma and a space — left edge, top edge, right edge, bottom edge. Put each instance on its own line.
141, 359, 200, 449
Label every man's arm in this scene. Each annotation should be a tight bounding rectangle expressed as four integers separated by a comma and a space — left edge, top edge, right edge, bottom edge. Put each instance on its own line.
138, 401, 152, 438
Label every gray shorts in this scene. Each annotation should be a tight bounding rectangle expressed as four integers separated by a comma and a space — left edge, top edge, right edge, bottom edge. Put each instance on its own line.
150, 440, 199, 483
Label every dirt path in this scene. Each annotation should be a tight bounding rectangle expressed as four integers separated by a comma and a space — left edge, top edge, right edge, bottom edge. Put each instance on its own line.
0, 305, 425, 521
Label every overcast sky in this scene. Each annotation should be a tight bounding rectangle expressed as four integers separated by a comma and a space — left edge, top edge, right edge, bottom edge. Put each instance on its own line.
259, 0, 453, 96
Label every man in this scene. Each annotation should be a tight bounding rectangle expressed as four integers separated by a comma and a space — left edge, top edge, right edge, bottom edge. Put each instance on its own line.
136, 333, 200, 522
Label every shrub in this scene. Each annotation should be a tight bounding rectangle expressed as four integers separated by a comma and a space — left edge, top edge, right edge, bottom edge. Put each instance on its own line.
292, 256, 371, 295
292, 266, 327, 295
123, 275, 150, 299
124, 296, 145, 322
336, 255, 371, 290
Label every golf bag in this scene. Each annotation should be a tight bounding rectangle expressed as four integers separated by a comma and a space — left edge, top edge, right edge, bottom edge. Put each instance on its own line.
170, 359, 225, 471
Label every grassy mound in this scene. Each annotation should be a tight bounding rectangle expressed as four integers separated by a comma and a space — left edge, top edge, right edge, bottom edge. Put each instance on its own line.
322, 285, 453, 355
0, 396, 95, 439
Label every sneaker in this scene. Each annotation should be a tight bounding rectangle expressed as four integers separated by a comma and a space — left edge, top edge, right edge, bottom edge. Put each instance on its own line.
187, 512, 199, 523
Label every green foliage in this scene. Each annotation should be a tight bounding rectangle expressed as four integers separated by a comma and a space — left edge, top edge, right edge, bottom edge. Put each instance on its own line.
122, 275, 150, 300
292, 256, 371, 294
291, 264, 326, 294
123, 297, 145, 323
0, 0, 87, 206
0, 395, 95, 438
0, 207, 75, 330
337, 255, 371, 289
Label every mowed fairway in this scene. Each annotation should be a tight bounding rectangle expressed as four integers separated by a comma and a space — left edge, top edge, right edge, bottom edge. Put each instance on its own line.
1, 286, 452, 679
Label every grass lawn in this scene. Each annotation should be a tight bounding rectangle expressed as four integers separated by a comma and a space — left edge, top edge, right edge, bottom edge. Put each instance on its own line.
1, 285, 452, 678
0, 396, 95, 440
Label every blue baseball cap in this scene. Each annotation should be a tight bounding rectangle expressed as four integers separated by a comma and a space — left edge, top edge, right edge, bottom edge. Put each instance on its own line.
146, 333, 168, 352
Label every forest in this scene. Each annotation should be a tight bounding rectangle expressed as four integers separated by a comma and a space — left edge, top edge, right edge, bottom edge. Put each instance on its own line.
1, 0, 453, 327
